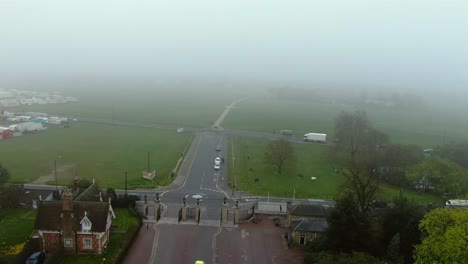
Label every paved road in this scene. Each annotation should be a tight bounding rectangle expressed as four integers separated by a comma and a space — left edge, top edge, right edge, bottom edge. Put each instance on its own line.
156, 132, 229, 222
120, 131, 229, 264
150, 224, 219, 264
212, 98, 245, 129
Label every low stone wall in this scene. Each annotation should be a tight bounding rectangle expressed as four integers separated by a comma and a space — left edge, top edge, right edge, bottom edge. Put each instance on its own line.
255, 202, 287, 215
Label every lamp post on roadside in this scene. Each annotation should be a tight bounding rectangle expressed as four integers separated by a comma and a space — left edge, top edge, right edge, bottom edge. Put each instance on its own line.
54, 155, 62, 191
54, 159, 57, 191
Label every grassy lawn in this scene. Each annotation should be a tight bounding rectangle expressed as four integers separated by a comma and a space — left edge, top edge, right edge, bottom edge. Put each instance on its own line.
58, 209, 140, 264
229, 137, 341, 200
0, 209, 37, 263
0, 122, 192, 188
378, 184, 445, 205
112, 209, 140, 230
223, 97, 468, 146
230, 137, 446, 205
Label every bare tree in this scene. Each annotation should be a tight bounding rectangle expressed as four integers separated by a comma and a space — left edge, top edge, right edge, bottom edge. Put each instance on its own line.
264, 138, 296, 174
333, 111, 389, 213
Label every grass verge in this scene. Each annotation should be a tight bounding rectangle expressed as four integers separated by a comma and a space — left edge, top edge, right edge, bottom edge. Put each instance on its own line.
0, 209, 37, 263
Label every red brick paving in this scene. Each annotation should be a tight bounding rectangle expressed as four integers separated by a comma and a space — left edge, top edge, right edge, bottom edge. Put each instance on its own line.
122, 215, 304, 264
215, 214, 304, 264
121, 222, 156, 264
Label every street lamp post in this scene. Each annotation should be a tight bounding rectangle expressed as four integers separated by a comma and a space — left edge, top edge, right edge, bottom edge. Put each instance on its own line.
54, 159, 57, 191
54, 156, 62, 191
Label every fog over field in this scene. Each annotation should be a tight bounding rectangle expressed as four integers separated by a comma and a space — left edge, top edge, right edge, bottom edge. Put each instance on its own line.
1, 0, 467, 103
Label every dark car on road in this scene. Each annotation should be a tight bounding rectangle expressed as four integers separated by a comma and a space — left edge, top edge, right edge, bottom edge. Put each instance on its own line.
26, 252, 45, 264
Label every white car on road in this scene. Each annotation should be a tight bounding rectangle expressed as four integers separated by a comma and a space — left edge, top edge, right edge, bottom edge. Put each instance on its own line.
214, 163, 221, 170
214, 157, 221, 165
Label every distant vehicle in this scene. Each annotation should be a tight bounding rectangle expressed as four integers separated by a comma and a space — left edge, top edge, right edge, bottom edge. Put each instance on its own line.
214, 163, 221, 170
16, 122, 46, 133
214, 157, 221, 165
423, 148, 433, 155
445, 199, 468, 207
304, 133, 327, 143
48, 116, 62, 125
280, 130, 293, 136
26, 252, 45, 264
216, 145, 221, 152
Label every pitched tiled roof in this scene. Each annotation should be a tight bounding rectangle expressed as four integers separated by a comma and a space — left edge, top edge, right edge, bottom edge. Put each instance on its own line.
35, 201, 109, 232
75, 183, 101, 202
289, 204, 329, 218
291, 218, 328, 233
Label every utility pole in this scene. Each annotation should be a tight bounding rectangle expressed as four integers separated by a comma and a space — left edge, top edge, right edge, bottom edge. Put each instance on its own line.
147, 152, 150, 172
54, 159, 57, 191
125, 171, 128, 197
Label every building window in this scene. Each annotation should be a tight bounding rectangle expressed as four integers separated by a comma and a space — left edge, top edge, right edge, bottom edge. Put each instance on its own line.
80, 212, 93, 233
82, 218, 92, 232
64, 239, 73, 248
300, 234, 306, 245
83, 238, 92, 249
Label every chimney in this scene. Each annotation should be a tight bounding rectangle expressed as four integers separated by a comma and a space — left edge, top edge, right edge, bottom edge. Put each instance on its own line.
73, 175, 79, 192
62, 188, 73, 212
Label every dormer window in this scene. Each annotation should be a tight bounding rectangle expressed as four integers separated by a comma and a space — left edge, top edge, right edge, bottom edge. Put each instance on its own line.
80, 211, 92, 232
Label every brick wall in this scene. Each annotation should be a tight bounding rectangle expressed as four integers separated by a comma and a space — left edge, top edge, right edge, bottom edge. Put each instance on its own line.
76, 234, 101, 254
42, 233, 61, 253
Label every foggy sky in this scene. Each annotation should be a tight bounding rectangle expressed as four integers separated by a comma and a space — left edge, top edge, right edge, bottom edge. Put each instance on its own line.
1, 0, 467, 93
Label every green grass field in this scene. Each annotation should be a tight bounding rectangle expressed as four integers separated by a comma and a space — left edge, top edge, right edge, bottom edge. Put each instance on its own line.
16, 87, 237, 128
230, 137, 447, 205
0, 122, 192, 188
223, 97, 468, 146
0, 209, 37, 263
229, 137, 342, 199
112, 208, 140, 230
378, 184, 444, 205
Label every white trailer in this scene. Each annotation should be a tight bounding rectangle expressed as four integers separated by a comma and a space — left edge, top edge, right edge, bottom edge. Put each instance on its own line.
16, 122, 46, 132
47, 117, 61, 124
304, 133, 327, 143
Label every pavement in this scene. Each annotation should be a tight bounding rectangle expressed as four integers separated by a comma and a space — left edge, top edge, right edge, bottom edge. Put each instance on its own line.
122, 222, 157, 264
215, 215, 304, 264
123, 215, 303, 264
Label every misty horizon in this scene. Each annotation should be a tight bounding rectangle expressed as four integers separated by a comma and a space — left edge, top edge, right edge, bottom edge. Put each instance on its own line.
1, 0, 467, 95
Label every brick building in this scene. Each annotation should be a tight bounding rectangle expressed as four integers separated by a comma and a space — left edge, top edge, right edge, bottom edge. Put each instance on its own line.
34, 189, 115, 254
286, 204, 330, 247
